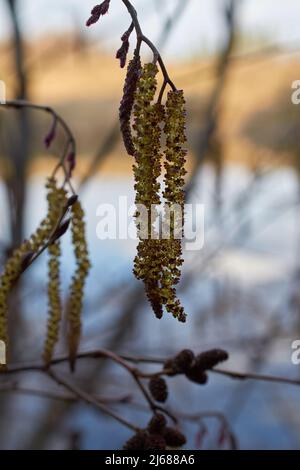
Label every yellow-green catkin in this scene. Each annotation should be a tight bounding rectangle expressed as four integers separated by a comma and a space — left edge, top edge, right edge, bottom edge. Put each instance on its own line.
132, 63, 165, 319
161, 90, 187, 323
0, 239, 31, 370
43, 178, 68, 366
0, 177, 67, 370
67, 200, 91, 371
43, 240, 62, 366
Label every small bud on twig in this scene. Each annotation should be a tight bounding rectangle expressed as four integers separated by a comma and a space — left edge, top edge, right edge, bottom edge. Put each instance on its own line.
44, 116, 57, 149
86, 0, 110, 27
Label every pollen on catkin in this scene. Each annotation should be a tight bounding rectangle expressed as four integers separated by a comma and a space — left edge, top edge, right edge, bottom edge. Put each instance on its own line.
0, 239, 31, 369
43, 179, 68, 366
161, 90, 187, 323
67, 200, 91, 371
132, 63, 165, 319
0, 177, 67, 370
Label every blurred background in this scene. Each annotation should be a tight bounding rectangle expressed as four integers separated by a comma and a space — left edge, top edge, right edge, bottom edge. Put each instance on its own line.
1, 0, 300, 450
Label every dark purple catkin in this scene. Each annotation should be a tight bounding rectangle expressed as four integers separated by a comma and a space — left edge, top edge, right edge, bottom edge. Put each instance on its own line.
44, 116, 57, 149
119, 54, 142, 156
116, 40, 129, 69
67, 151, 76, 177
86, 0, 110, 27
116, 24, 134, 69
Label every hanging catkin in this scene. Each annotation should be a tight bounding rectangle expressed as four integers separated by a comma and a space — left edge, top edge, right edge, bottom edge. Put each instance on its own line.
161, 90, 187, 323
67, 200, 91, 371
43, 178, 68, 366
0, 239, 31, 369
130, 64, 188, 322
0, 177, 68, 369
119, 53, 142, 156
132, 63, 165, 319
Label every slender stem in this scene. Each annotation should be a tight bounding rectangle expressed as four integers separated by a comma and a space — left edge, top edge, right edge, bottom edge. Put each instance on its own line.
4, 349, 300, 387
0, 100, 76, 183
121, 0, 176, 100
47, 368, 139, 432
0, 382, 132, 404
212, 368, 300, 386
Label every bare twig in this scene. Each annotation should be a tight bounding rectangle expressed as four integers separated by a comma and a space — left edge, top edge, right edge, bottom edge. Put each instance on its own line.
121, 0, 176, 103
3, 349, 300, 387
1, 100, 76, 187
47, 368, 139, 432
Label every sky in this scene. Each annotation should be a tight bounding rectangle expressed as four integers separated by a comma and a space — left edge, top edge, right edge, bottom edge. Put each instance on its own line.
1, 0, 300, 59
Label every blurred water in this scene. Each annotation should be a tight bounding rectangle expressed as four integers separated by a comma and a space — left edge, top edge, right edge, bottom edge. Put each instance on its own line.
1, 164, 300, 449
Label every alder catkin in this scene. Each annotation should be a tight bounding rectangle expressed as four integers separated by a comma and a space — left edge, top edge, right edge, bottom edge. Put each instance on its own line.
0, 240, 31, 369
67, 200, 91, 371
0, 177, 66, 369
161, 90, 187, 323
43, 240, 62, 366
43, 179, 68, 366
132, 64, 165, 319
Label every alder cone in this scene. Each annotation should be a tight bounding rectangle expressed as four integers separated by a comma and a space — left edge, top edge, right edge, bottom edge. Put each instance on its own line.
195, 349, 229, 370
164, 427, 187, 448
148, 413, 167, 434
173, 349, 195, 373
145, 434, 166, 450
149, 377, 168, 402
123, 431, 147, 450
185, 367, 208, 385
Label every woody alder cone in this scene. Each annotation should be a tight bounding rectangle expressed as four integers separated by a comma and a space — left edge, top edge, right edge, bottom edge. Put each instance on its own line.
149, 377, 168, 402
195, 349, 229, 371
123, 431, 148, 450
164, 427, 187, 448
148, 413, 167, 434
145, 434, 166, 450
173, 349, 195, 373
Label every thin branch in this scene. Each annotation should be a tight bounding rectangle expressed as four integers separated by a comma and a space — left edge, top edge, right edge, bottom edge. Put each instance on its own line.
121, 0, 176, 101
47, 368, 139, 432
0, 382, 132, 404
3, 349, 300, 388
212, 368, 300, 386
0, 100, 76, 187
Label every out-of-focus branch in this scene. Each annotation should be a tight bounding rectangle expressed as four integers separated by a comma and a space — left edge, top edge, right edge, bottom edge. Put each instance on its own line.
6, 0, 27, 99
1, 100, 76, 167
0, 382, 132, 404
79, 121, 120, 190
185, 0, 238, 197
156, 0, 191, 51
47, 369, 139, 432
80, 0, 188, 190
3, 349, 300, 387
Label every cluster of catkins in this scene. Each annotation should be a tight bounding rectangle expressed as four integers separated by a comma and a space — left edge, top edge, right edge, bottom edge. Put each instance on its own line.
119, 60, 187, 322
0, 177, 90, 370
